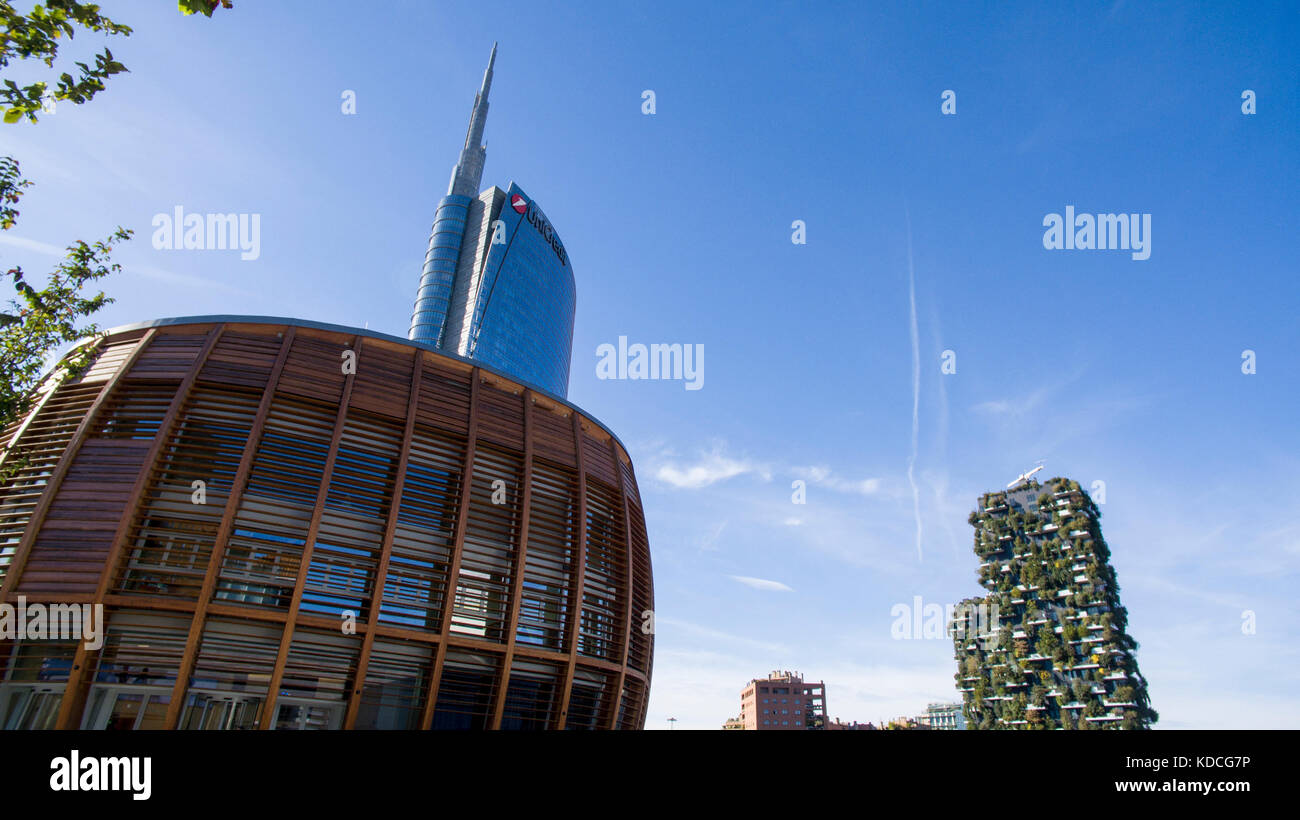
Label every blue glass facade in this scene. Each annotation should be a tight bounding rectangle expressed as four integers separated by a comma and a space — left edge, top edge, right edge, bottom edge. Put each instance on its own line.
409, 195, 472, 347
408, 183, 575, 398
464, 183, 575, 397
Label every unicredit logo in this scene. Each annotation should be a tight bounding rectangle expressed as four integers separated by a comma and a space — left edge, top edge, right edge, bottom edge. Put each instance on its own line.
523, 203, 568, 268
511, 194, 528, 214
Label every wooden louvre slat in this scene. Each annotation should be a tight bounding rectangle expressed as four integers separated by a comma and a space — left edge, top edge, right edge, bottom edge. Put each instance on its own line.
354, 637, 434, 729
301, 412, 402, 619
277, 331, 349, 405
379, 425, 464, 633
578, 477, 626, 663
415, 357, 472, 434
279, 627, 361, 704
625, 503, 654, 674
349, 339, 414, 420
531, 403, 576, 467
451, 442, 522, 643
0, 381, 103, 590
565, 664, 615, 730
582, 425, 618, 486
126, 329, 214, 381
198, 327, 285, 390
15, 379, 178, 595
474, 382, 524, 450
501, 656, 564, 730
430, 648, 500, 730
113, 388, 262, 601
516, 458, 577, 652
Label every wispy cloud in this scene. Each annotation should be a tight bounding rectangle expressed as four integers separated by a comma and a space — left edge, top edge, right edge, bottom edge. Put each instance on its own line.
728, 575, 792, 592
972, 384, 1055, 417
0, 234, 67, 257
655, 617, 792, 656
126, 263, 253, 296
971, 369, 1151, 459
792, 465, 883, 496
699, 520, 728, 551
926, 470, 964, 557
772, 497, 918, 574
0, 236, 251, 297
654, 444, 771, 489
1136, 575, 1250, 612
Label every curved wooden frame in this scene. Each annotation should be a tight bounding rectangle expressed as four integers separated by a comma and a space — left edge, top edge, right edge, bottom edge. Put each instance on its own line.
0, 319, 653, 730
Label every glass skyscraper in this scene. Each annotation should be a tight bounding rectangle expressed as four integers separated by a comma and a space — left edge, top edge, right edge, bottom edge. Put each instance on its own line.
408, 44, 576, 398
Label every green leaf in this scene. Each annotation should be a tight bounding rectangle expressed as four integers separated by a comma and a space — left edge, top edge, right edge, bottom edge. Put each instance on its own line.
3, 109, 24, 124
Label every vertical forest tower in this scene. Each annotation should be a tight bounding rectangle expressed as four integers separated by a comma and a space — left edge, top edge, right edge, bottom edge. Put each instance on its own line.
952, 476, 1157, 729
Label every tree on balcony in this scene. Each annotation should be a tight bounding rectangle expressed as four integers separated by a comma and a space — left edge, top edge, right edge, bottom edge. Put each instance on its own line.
1070, 679, 1090, 702
1037, 628, 1060, 658
1005, 695, 1026, 721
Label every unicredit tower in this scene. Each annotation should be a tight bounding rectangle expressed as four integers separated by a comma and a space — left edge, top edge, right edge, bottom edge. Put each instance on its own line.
408, 44, 576, 399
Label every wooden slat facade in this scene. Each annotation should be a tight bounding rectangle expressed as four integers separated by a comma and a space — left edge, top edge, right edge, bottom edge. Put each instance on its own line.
0, 320, 652, 731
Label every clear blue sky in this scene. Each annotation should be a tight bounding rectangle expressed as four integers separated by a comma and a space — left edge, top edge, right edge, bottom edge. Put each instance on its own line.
2, 0, 1296, 728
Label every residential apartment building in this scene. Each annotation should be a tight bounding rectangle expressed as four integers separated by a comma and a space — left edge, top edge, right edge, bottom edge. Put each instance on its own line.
734, 670, 826, 730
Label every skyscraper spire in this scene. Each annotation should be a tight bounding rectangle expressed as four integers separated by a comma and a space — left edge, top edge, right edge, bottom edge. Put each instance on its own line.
410, 42, 575, 397
447, 42, 497, 197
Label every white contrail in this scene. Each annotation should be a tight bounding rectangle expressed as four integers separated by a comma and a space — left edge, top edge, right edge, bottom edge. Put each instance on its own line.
932, 306, 958, 555
905, 206, 922, 562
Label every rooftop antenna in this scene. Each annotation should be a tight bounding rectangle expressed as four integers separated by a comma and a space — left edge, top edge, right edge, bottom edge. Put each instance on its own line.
1006, 463, 1044, 490
667, 717, 677, 730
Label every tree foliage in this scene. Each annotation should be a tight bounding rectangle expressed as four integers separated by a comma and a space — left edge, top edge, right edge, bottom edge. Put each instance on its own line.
0, 0, 131, 123
178, 0, 232, 17
2, 0, 231, 124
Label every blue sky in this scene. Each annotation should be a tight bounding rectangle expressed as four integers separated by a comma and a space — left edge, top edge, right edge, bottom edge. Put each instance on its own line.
2, 0, 1297, 728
